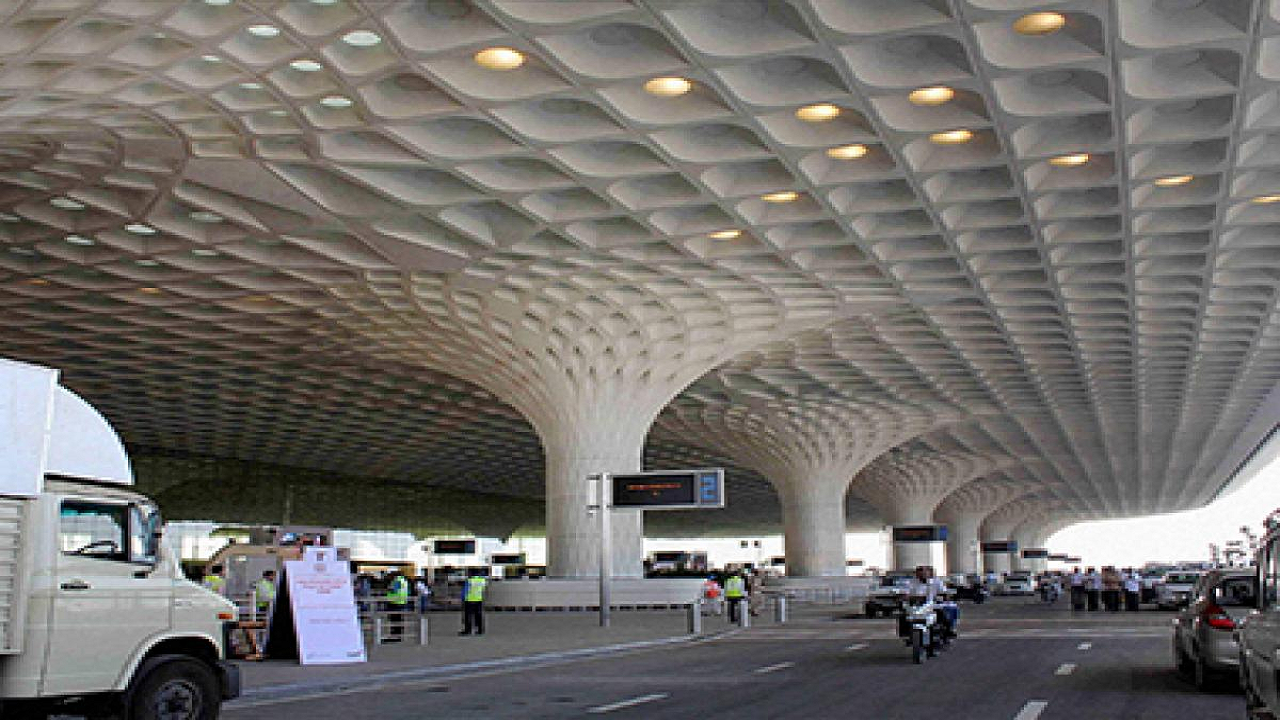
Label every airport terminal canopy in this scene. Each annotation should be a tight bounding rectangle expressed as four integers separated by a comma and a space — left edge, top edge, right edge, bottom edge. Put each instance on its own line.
0, 0, 1278, 571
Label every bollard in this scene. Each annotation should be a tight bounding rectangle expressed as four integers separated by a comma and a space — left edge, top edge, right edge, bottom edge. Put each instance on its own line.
688, 601, 702, 634
374, 616, 384, 646
774, 595, 788, 624
738, 603, 750, 628
419, 613, 429, 646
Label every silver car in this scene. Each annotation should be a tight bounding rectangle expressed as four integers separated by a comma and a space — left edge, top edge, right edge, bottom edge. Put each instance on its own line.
1172, 569, 1256, 690
1157, 571, 1204, 610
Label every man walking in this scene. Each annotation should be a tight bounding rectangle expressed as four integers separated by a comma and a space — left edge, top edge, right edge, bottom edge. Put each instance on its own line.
724, 571, 746, 623
385, 571, 410, 640
1069, 567, 1085, 611
1123, 569, 1141, 611
459, 569, 488, 635
1085, 567, 1101, 611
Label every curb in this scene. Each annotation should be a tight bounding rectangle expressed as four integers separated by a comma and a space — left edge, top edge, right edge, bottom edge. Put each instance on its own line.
230, 630, 735, 707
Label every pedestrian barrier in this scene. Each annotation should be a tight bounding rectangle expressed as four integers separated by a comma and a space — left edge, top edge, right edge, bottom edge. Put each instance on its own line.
363, 608, 429, 646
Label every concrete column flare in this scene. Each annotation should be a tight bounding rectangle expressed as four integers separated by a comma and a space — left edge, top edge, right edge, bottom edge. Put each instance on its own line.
779, 484, 847, 577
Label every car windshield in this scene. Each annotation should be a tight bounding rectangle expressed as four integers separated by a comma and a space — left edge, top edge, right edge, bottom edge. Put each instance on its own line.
1214, 577, 1256, 607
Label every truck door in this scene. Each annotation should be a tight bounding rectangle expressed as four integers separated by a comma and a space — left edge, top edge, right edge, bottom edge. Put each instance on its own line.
1250, 541, 1280, 708
43, 499, 173, 696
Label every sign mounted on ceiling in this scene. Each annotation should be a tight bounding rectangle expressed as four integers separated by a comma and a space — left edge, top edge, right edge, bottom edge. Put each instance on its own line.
1021, 548, 1049, 559
433, 539, 476, 555
610, 468, 725, 510
981, 540, 1019, 554
891, 525, 948, 543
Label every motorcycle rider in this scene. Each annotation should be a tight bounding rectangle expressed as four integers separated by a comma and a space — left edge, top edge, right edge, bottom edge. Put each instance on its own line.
903, 566, 957, 646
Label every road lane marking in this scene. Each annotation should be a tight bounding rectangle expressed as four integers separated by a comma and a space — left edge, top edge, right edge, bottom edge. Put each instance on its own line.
1013, 700, 1049, 720
753, 661, 796, 674
845, 643, 869, 651
1077, 642, 1092, 650
1055, 663, 1077, 675
587, 693, 669, 714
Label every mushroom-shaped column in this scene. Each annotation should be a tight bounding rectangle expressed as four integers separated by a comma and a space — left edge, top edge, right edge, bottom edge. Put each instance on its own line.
934, 471, 1037, 574
852, 437, 1006, 571
982, 496, 1063, 576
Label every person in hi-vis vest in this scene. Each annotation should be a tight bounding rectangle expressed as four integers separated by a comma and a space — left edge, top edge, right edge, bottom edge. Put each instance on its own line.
385, 572, 410, 639
202, 564, 227, 596
254, 570, 277, 614
724, 571, 747, 623
460, 569, 488, 635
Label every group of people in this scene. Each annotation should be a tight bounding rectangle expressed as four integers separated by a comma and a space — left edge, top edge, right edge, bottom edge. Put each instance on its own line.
702, 569, 765, 622
1066, 566, 1144, 612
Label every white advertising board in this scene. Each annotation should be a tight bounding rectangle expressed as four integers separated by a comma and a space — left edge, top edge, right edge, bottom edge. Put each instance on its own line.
284, 547, 366, 665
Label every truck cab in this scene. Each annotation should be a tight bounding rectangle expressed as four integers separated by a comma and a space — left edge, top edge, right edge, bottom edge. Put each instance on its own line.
1240, 516, 1280, 719
0, 359, 239, 719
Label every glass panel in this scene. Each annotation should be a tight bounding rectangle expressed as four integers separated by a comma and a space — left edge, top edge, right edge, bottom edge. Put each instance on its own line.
130, 504, 161, 564
59, 501, 127, 561
1214, 577, 1257, 607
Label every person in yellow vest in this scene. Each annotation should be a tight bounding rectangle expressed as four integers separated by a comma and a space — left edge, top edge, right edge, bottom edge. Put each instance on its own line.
725, 571, 747, 623
459, 569, 488, 635
201, 564, 227, 597
385, 572, 410, 640
254, 570, 277, 616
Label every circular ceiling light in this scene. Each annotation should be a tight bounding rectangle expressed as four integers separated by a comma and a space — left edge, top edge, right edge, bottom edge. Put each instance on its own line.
1154, 174, 1193, 187
135, 259, 159, 267
1013, 11, 1066, 35
201, 55, 223, 63
192, 248, 220, 256
474, 47, 525, 71
238, 82, 262, 90
267, 109, 288, 116
289, 59, 323, 72
247, 25, 280, 38
125, 223, 157, 235
203, 0, 232, 5
761, 191, 799, 203
908, 86, 955, 106
320, 95, 353, 108
708, 229, 741, 240
1251, 194, 1280, 204
795, 103, 840, 122
50, 197, 85, 210
1049, 153, 1090, 167
139, 287, 162, 295
929, 129, 973, 145
643, 77, 692, 97
190, 211, 223, 223
65, 235, 94, 246
342, 30, 382, 47
826, 144, 868, 160
0, 212, 19, 222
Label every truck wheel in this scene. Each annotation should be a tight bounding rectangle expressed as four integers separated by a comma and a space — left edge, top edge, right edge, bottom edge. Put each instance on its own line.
128, 657, 220, 720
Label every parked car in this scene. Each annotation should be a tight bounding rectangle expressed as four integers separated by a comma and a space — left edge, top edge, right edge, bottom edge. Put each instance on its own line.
1239, 521, 1280, 719
1172, 569, 1256, 690
1157, 571, 1204, 610
950, 573, 987, 601
998, 572, 1034, 596
865, 572, 913, 617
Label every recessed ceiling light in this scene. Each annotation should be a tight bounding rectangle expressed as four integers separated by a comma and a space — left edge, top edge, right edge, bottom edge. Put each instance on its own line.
309, 0, 338, 4
9, 247, 35, 255
192, 248, 220, 256
289, 59, 323, 72
643, 77, 692, 97
1154, 174, 1193, 187
125, 223, 157, 235
708, 229, 741, 240
0, 212, 19, 222
50, 197, 85, 210
1049, 153, 1090, 167
201, 54, 222, 63
135, 259, 159, 267
190, 211, 223, 223
908, 86, 955, 105
320, 95, 353, 108
65, 235, 94, 246
1251, 194, 1280, 204
139, 287, 162, 295
238, 82, 262, 90
795, 103, 841, 122
761, 191, 799, 203
929, 129, 973, 145
247, 25, 280, 38
827, 144, 868, 160
342, 30, 382, 47
474, 47, 525, 71
27, 278, 49, 285
267, 109, 288, 116
1013, 11, 1066, 36
203, 0, 232, 5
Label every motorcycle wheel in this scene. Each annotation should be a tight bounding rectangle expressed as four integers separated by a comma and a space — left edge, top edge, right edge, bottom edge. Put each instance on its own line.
911, 628, 925, 664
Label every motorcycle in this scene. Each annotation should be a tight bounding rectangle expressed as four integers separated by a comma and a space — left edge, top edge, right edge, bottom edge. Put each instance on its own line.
899, 601, 950, 664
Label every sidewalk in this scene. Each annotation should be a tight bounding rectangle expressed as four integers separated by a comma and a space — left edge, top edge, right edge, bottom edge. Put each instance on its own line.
232, 605, 792, 704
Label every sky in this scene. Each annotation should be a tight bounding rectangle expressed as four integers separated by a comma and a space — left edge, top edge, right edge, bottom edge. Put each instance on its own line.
1044, 455, 1280, 568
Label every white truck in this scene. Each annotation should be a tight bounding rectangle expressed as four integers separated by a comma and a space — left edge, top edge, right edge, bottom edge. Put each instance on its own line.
0, 358, 239, 719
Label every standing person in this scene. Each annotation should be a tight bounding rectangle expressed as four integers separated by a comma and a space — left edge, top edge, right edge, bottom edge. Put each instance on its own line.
724, 571, 746, 623
202, 564, 227, 597
1123, 569, 1141, 611
254, 570, 277, 617
747, 570, 764, 617
702, 576, 723, 616
1085, 567, 1101, 612
1101, 566, 1122, 612
415, 576, 432, 613
385, 571, 410, 640
1069, 567, 1085, 611
459, 569, 488, 636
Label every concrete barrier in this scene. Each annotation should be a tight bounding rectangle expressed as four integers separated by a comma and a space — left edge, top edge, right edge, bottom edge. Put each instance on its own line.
485, 578, 704, 611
